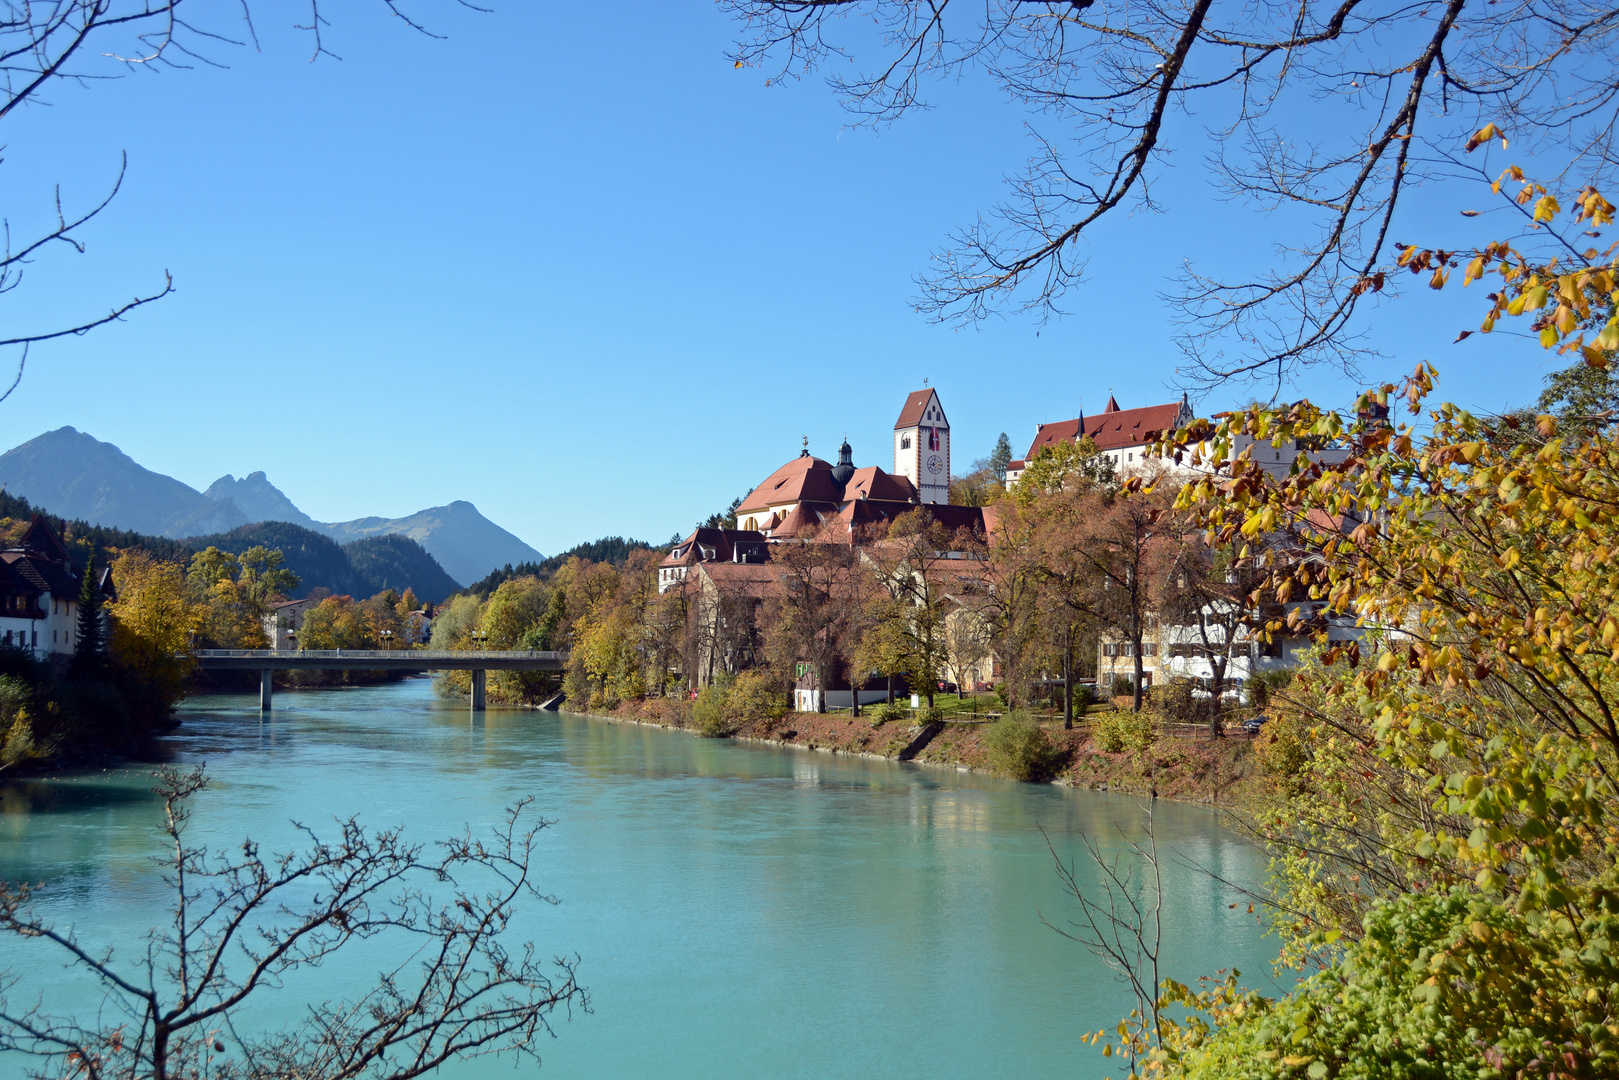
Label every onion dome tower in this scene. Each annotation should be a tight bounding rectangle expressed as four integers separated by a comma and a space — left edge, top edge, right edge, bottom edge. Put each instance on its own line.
830, 438, 856, 493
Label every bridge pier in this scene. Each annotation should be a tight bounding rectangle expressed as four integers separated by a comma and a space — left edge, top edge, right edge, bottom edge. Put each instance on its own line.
260, 670, 273, 712
470, 669, 486, 713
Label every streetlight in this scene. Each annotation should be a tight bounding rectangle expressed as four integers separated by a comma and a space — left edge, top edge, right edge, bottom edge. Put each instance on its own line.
380, 629, 394, 652
470, 630, 489, 651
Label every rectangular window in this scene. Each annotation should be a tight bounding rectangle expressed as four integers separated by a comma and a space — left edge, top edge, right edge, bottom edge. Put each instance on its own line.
1142, 643, 1158, 657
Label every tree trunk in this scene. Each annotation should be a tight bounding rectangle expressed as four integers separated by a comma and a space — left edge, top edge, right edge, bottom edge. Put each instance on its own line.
1132, 641, 1145, 713
1208, 657, 1225, 738
817, 662, 827, 714
1062, 628, 1075, 730
887, 674, 894, 705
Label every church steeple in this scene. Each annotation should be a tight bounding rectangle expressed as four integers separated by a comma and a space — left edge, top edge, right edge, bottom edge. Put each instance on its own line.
893, 388, 951, 505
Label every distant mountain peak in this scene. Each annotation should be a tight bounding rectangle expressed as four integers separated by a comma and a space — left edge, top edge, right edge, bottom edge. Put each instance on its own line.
0, 428, 247, 538
204, 471, 317, 530
1, 429, 542, 583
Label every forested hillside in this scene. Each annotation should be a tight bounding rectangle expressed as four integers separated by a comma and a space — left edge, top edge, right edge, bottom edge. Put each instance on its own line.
463, 535, 652, 595
187, 522, 461, 601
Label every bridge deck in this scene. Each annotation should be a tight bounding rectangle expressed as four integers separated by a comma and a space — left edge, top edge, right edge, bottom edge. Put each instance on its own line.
194, 649, 566, 672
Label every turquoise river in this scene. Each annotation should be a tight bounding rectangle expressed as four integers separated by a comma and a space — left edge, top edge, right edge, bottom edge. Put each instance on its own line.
0, 679, 1282, 1078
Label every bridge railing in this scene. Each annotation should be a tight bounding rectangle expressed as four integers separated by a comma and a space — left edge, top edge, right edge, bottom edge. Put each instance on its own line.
193, 649, 567, 662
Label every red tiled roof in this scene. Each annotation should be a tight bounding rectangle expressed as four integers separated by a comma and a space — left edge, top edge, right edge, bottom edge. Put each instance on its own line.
771, 502, 840, 539
841, 466, 916, 503
1022, 399, 1188, 457
894, 388, 947, 430
737, 455, 844, 515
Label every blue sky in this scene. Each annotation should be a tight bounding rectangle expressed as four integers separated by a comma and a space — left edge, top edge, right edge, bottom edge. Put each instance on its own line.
1, 3, 1550, 555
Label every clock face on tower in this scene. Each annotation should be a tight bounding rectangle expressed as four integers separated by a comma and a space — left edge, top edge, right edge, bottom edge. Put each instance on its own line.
926, 454, 943, 475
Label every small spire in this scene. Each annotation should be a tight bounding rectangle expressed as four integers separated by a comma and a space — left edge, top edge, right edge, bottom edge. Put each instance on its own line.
800, 434, 809, 458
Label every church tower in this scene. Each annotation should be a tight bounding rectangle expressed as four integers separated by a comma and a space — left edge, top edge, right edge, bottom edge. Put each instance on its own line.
893, 388, 950, 504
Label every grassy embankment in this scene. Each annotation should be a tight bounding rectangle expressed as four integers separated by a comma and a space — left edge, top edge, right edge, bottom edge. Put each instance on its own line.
567, 692, 1263, 806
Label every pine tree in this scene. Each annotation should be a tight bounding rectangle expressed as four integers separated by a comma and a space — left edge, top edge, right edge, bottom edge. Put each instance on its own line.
75, 554, 105, 658
988, 432, 1013, 476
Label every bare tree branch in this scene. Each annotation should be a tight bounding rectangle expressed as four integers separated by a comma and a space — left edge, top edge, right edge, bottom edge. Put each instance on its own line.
0, 766, 586, 1080
725, 0, 1619, 391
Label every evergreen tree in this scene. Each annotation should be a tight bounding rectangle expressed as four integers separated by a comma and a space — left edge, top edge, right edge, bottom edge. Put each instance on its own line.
988, 432, 1013, 476
75, 554, 105, 658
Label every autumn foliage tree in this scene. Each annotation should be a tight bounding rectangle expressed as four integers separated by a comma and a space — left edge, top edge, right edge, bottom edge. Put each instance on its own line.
1108, 166, 1619, 1076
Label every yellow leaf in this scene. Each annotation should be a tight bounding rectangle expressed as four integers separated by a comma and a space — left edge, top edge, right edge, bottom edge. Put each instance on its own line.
1533, 193, 1561, 222
1463, 255, 1485, 286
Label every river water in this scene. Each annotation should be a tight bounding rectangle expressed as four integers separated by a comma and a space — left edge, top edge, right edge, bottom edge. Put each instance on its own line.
0, 679, 1278, 1078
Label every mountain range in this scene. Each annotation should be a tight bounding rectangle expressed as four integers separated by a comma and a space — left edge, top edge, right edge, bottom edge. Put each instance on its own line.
0, 428, 543, 587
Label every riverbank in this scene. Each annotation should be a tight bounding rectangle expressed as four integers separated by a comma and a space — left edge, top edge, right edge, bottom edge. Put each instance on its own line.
562, 696, 1264, 807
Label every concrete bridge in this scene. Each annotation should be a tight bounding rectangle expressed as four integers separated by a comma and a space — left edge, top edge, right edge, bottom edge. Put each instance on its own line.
194, 649, 567, 712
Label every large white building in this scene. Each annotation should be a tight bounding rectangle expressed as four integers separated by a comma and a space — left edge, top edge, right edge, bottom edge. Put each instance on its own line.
1005, 394, 1195, 487
0, 517, 114, 659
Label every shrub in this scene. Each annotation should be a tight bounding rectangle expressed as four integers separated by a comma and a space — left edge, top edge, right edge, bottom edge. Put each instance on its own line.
994, 682, 1011, 707
1149, 677, 1201, 723
982, 711, 1060, 781
691, 677, 737, 738
1070, 682, 1094, 711
1093, 710, 1156, 753
876, 702, 907, 724
1, 676, 41, 767
0, 675, 30, 727
1164, 885, 1619, 1079
1111, 675, 1133, 698
1245, 667, 1292, 710
1255, 713, 1309, 789
730, 670, 786, 730
917, 705, 944, 724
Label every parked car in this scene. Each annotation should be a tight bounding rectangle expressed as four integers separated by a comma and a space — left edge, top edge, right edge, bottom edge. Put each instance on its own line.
1240, 715, 1268, 735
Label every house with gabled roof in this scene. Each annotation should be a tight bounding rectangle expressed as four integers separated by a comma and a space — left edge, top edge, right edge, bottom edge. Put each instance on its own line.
0, 516, 114, 659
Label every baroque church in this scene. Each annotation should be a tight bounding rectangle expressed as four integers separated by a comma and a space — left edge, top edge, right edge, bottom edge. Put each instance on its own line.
658, 388, 988, 592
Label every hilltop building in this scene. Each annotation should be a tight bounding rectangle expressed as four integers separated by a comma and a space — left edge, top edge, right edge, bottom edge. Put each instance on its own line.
713, 387, 984, 553
0, 517, 115, 658
1004, 394, 1195, 487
